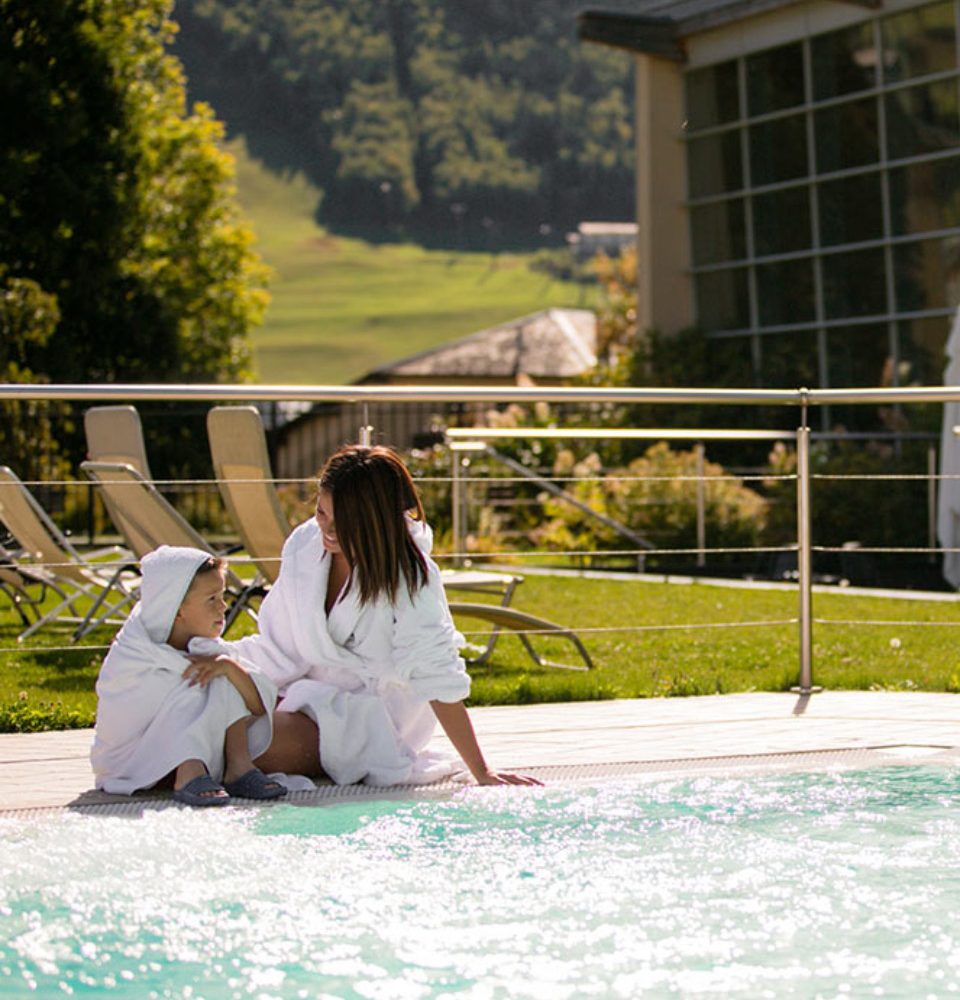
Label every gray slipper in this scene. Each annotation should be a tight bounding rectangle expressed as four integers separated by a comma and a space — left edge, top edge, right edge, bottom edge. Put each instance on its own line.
173, 773, 230, 807
223, 767, 287, 800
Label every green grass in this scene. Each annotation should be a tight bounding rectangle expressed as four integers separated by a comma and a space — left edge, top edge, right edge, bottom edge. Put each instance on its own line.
229, 138, 594, 385
3, 573, 959, 731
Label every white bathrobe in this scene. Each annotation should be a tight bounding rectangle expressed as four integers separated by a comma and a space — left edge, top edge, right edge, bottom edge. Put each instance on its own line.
91, 546, 277, 794
230, 517, 471, 786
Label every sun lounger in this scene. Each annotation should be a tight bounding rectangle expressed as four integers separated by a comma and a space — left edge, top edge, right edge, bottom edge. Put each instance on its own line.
80, 461, 256, 631
83, 406, 155, 555
206, 406, 291, 585
447, 601, 593, 671
0, 467, 138, 641
440, 568, 592, 669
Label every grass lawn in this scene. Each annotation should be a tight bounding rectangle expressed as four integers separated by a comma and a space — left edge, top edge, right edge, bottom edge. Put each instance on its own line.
230, 138, 594, 386
3, 572, 959, 731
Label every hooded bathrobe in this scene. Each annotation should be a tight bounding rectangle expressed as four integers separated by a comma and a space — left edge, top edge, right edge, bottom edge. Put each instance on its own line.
91, 546, 277, 794
230, 517, 471, 786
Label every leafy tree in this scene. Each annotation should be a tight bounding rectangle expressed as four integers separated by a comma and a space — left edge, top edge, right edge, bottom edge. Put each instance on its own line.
0, 0, 269, 388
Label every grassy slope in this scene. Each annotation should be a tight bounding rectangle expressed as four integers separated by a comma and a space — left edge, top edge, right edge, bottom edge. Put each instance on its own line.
229, 138, 594, 385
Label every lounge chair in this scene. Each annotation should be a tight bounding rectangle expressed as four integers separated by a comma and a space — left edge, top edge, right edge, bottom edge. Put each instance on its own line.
80, 461, 256, 631
206, 406, 291, 585
440, 568, 592, 670
0, 467, 139, 641
83, 405, 155, 555
447, 600, 593, 671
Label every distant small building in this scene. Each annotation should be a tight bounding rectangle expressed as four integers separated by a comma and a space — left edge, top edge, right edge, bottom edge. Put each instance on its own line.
566, 222, 638, 262
274, 309, 598, 479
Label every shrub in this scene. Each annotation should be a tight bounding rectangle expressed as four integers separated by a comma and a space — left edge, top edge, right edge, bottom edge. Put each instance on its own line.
0, 694, 91, 733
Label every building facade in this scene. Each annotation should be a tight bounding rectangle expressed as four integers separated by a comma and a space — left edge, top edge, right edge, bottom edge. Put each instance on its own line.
580, 0, 960, 418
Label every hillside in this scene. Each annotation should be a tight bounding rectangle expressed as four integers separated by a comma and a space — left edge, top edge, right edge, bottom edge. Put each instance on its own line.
230, 139, 594, 384
172, 0, 634, 243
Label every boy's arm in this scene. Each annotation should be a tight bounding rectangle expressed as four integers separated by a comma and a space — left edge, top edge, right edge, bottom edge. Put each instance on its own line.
182, 655, 266, 715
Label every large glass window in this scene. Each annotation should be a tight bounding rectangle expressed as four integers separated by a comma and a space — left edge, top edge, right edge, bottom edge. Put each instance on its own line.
758, 329, 821, 386
818, 173, 884, 246
881, 1, 957, 83
695, 267, 750, 331
747, 42, 805, 116
893, 235, 960, 312
756, 258, 816, 325
822, 247, 887, 318
749, 114, 808, 185
686, 61, 740, 130
814, 96, 880, 173
690, 199, 746, 265
753, 186, 811, 256
688, 131, 743, 198
684, 0, 960, 364
889, 153, 960, 236
812, 21, 877, 100
885, 79, 960, 160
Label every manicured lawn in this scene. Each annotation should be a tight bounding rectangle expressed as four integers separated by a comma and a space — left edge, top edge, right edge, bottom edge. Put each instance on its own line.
230, 138, 593, 385
3, 571, 959, 731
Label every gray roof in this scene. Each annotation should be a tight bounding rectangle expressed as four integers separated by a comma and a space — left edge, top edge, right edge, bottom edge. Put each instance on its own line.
364, 309, 597, 382
578, 1, 877, 57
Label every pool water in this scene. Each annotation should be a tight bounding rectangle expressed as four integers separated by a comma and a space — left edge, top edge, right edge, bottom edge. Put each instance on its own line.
1, 765, 959, 999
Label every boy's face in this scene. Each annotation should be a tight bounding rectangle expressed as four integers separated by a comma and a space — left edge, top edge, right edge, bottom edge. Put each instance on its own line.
174, 569, 228, 641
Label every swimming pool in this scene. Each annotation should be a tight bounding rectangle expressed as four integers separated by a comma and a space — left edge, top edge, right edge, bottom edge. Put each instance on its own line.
1, 763, 959, 998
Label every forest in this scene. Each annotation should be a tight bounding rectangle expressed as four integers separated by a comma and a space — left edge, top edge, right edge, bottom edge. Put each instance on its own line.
172, 0, 635, 243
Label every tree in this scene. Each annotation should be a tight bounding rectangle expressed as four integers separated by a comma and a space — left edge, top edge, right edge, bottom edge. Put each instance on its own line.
0, 0, 269, 388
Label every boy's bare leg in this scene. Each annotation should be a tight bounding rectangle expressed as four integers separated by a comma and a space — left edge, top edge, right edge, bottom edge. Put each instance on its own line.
254, 710, 325, 778
223, 716, 256, 785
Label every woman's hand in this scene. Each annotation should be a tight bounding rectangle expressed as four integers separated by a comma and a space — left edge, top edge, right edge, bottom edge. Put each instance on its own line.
182, 653, 236, 688
474, 770, 544, 786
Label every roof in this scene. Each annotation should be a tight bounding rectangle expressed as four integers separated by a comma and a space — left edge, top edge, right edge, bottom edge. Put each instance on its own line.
578, 1, 880, 58
362, 309, 598, 382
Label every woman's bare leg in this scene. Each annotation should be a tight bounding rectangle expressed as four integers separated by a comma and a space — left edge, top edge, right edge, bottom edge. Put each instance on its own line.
254, 709, 325, 778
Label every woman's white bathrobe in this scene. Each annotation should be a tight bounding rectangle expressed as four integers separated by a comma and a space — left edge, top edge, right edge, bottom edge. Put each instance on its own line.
231, 517, 471, 786
91, 546, 277, 794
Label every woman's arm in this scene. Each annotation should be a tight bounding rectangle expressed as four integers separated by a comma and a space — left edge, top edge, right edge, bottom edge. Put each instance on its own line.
430, 700, 542, 785
183, 655, 266, 716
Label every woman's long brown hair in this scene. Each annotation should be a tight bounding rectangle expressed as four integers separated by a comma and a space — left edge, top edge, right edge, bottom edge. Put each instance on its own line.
317, 445, 429, 605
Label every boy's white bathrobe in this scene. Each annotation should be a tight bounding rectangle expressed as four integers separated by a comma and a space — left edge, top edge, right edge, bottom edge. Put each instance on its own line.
91, 546, 277, 794
231, 517, 471, 786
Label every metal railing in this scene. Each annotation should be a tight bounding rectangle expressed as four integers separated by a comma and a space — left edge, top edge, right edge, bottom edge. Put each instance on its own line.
3, 381, 960, 696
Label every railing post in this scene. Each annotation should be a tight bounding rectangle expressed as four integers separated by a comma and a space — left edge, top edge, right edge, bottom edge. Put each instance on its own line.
795, 412, 817, 693
451, 445, 463, 568
359, 403, 372, 445
928, 443, 937, 563
695, 442, 706, 568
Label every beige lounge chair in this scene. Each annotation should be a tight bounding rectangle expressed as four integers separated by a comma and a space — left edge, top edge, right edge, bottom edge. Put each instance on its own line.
447, 600, 593, 671
206, 406, 291, 585
80, 461, 255, 631
0, 467, 138, 641
83, 405, 155, 555
440, 568, 592, 670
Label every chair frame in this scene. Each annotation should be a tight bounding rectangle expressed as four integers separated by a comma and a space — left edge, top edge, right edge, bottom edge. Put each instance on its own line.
80, 460, 256, 632
0, 468, 139, 642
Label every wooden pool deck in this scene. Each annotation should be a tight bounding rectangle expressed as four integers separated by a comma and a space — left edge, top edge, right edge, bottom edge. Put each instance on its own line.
1, 690, 958, 813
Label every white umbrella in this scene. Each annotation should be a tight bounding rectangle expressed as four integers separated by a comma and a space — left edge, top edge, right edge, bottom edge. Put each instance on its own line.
937, 305, 960, 588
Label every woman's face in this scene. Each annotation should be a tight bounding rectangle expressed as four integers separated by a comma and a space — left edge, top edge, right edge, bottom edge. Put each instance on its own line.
315, 488, 341, 555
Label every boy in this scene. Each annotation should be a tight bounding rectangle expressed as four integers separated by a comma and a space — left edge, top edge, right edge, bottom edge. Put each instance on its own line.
92, 545, 286, 806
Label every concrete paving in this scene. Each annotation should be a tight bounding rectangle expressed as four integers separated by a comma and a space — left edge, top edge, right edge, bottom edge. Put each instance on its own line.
2, 690, 958, 813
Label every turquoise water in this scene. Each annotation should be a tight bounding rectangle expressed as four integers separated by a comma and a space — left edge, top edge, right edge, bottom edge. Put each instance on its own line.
1, 765, 959, 998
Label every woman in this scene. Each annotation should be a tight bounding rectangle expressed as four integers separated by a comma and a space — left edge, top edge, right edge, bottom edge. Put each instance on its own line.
236, 445, 539, 787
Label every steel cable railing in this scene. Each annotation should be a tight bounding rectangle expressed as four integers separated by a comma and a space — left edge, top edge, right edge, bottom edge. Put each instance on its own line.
3, 382, 960, 694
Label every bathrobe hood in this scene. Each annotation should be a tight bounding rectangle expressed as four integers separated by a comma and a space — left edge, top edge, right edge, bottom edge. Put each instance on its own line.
139, 545, 212, 643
